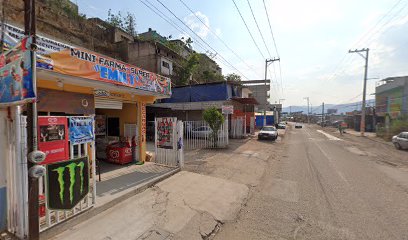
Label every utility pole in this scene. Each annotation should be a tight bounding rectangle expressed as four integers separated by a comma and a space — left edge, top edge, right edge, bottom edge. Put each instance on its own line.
349, 48, 369, 136
25, 0, 39, 239
263, 57, 280, 126
321, 102, 325, 127
303, 97, 309, 123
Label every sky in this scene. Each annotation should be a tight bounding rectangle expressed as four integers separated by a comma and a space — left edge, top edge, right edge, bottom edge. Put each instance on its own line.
74, 0, 408, 107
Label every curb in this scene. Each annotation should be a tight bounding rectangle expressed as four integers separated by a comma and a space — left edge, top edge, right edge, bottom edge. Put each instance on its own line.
40, 167, 181, 240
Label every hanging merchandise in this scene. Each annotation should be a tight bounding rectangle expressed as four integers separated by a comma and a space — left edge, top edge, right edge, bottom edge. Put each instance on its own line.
46, 156, 89, 210
0, 36, 35, 105
38, 116, 69, 165
69, 116, 95, 145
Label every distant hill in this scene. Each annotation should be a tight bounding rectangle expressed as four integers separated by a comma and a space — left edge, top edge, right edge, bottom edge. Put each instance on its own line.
283, 99, 375, 115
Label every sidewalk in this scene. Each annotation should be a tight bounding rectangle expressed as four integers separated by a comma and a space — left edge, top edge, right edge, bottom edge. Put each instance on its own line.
50, 171, 249, 240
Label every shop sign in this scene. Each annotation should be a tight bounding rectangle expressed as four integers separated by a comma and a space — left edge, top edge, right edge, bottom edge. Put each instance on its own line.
46, 157, 89, 210
141, 103, 146, 141
1, 23, 72, 55
156, 117, 176, 149
38, 116, 69, 165
94, 89, 125, 99
2, 23, 172, 96
222, 105, 234, 115
69, 117, 94, 145
0, 36, 35, 105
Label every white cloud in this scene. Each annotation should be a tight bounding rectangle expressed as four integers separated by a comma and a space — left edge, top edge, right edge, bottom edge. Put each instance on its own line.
184, 11, 210, 38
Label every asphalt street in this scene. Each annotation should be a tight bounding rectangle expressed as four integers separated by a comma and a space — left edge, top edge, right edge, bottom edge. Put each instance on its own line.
215, 124, 408, 240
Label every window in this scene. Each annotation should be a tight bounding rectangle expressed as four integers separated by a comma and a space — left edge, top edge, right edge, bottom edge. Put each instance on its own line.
162, 61, 170, 69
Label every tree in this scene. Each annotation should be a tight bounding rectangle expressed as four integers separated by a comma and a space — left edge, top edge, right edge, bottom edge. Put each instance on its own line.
178, 53, 201, 85
185, 37, 193, 49
203, 107, 225, 147
107, 9, 124, 29
107, 10, 137, 37
202, 70, 223, 83
225, 73, 242, 83
124, 12, 137, 37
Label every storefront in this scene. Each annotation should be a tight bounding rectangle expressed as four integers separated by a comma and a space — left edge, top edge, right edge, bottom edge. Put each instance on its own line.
0, 24, 171, 236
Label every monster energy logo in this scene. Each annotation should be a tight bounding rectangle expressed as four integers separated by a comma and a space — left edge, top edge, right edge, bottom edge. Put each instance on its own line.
53, 162, 85, 204
47, 157, 89, 210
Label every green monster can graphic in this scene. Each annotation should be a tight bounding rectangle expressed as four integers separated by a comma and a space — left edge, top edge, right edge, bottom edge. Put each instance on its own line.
47, 157, 89, 210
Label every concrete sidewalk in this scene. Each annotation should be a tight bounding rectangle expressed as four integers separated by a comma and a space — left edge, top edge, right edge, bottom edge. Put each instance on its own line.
50, 171, 249, 240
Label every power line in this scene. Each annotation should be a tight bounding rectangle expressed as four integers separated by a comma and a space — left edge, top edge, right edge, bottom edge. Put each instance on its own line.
177, 0, 263, 79
246, 0, 272, 57
325, 0, 407, 84
262, 0, 279, 57
154, 0, 251, 79
231, 0, 265, 60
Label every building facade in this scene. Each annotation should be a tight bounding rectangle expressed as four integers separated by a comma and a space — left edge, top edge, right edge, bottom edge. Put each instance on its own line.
243, 80, 271, 112
376, 76, 408, 119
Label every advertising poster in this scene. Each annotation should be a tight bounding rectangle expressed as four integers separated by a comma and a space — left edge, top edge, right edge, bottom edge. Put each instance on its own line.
0, 36, 35, 105
156, 117, 176, 149
69, 117, 94, 145
38, 116, 69, 165
95, 115, 106, 136
47, 157, 89, 210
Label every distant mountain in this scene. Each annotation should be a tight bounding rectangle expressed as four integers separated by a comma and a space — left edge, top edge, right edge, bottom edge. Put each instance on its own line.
283, 99, 375, 115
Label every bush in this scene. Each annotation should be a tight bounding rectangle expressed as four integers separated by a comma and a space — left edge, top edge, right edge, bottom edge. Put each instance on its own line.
203, 107, 224, 147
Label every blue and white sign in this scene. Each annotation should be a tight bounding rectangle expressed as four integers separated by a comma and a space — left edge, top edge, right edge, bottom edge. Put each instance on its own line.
69, 117, 94, 145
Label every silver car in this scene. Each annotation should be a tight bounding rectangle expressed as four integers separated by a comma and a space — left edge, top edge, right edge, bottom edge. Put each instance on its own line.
392, 132, 408, 150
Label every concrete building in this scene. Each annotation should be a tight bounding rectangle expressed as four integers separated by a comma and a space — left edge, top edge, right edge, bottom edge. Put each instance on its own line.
376, 76, 408, 120
243, 80, 271, 112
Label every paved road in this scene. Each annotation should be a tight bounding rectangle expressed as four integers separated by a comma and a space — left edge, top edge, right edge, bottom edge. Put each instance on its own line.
215, 124, 408, 240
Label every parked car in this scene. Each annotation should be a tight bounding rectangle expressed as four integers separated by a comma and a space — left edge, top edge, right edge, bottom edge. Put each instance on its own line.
277, 123, 286, 129
191, 126, 213, 138
258, 126, 278, 140
295, 123, 303, 128
392, 132, 408, 150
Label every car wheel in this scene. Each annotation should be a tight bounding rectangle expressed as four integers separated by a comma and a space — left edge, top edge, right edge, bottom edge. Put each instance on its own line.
394, 142, 401, 150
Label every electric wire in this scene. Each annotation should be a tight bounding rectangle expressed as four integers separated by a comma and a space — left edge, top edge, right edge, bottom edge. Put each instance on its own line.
231, 0, 266, 60
154, 0, 250, 79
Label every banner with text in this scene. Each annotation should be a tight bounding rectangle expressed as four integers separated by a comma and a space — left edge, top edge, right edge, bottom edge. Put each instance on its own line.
1, 23, 171, 96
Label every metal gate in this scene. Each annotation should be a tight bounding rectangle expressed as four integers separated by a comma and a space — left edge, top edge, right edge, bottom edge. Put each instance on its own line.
230, 117, 246, 139
39, 116, 96, 232
154, 118, 183, 167
183, 120, 228, 150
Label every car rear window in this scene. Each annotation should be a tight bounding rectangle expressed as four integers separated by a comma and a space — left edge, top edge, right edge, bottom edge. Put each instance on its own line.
262, 127, 276, 131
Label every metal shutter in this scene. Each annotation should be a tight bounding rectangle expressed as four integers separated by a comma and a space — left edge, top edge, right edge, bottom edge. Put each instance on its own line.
94, 98, 123, 109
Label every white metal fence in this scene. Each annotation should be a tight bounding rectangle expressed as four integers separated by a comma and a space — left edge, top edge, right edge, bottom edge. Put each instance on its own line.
183, 120, 228, 150
39, 117, 96, 232
230, 117, 246, 139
